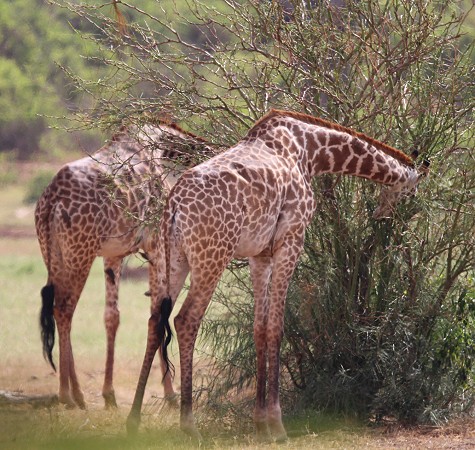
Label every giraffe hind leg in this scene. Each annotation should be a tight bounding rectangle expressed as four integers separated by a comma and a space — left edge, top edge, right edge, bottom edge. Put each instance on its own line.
53, 297, 81, 408
249, 256, 273, 442
40, 281, 83, 408
67, 340, 86, 409
52, 257, 95, 409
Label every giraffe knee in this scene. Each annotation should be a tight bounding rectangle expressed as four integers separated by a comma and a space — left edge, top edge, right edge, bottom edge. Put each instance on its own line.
105, 268, 116, 285
54, 303, 74, 328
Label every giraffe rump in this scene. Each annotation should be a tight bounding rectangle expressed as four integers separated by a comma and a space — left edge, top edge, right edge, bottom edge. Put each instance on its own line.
40, 284, 56, 372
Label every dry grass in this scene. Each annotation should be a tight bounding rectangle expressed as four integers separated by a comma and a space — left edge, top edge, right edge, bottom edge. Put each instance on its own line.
2, 394, 474, 450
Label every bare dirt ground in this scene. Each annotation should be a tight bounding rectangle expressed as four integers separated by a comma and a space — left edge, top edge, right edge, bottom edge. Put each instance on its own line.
368, 420, 475, 449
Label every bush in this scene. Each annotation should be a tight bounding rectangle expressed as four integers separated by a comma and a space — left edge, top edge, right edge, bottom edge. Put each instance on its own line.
24, 171, 55, 204
0, 154, 17, 187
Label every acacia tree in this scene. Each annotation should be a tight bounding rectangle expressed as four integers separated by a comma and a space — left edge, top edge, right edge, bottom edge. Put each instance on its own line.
57, 0, 474, 424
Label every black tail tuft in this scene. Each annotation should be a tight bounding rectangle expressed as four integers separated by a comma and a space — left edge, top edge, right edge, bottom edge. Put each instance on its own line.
157, 296, 174, 378
40, 284, 56, 372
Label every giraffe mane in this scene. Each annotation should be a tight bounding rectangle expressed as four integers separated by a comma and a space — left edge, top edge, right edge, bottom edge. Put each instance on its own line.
157, 121, 211, 145
249, 109, 415, 167
110, 124, 132, 143
109, 120, 211, 145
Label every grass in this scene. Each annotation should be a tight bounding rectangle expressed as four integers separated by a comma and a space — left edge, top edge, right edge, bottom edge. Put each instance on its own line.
0, 402, 375, 450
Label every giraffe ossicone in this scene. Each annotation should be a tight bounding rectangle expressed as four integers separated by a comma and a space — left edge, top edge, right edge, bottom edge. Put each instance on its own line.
36, 121, 217, 409
127, 109, 429, 440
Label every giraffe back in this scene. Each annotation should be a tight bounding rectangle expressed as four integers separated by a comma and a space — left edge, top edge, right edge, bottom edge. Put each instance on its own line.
35, 122, 217, 272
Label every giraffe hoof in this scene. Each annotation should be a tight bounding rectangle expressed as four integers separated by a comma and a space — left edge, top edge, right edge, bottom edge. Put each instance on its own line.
103, 391, 118, 409
268, 420, 288, 443
255, 422, 272, 443
164, 393, 179, 408
126, 412, 141, 436
74, 397, 87, 410
180, 423, 203, 442
59, 394, 77, 409
274, 432, 289, 443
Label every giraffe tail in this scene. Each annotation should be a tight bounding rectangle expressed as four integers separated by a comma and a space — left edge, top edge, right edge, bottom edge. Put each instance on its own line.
40, 284, 56, 372
157, 296, 174, 378
155, 190, 176, 378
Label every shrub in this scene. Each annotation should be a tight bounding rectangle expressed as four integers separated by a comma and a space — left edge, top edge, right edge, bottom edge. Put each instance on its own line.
0, 154, 17, 187
24, 171, 55, 204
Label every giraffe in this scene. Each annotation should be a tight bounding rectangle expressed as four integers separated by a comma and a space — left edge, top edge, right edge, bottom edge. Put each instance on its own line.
35, 121, 216, 409
126, 109, 429, 440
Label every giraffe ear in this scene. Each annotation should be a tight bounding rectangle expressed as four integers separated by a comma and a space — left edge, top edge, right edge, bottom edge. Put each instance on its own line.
410, 149, 419, 160
418, 159, 430, 178
139, 251, 150, 261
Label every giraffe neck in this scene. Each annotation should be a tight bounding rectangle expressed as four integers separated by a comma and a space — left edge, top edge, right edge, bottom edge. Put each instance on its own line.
305, 125, 417, 188
249, 112, 418, 189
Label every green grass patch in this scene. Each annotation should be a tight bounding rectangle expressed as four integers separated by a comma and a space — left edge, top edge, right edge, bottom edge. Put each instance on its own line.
24, 170, 57, 205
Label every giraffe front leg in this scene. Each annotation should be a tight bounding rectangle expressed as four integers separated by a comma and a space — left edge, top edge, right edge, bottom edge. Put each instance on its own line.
158, 248, 189, 407
127, 257, 178, 434
160, 348, 178, 406
102, 257, 123, 409
126, 309, 161, 434
174, 278, 219, 442
265, 233, 305, 442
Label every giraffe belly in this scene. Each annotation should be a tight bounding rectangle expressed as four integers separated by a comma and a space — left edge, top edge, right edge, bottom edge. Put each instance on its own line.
234, 242, 271, 258
234, 225, 276, 258
97, 236, 137, 258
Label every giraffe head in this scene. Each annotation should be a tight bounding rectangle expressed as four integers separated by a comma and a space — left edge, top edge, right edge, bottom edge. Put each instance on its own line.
373, 159, 430, 219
